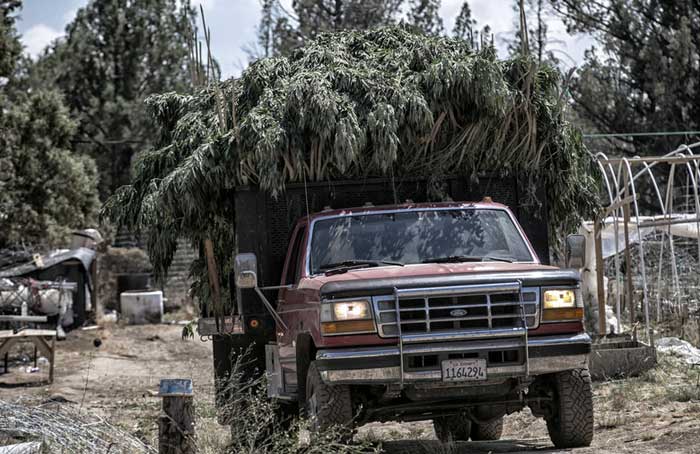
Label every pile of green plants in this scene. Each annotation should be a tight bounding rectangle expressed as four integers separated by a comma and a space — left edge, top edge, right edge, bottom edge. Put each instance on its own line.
103, 26, 598, 312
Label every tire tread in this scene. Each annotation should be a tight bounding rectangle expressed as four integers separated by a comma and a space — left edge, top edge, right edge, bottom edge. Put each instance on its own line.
546, 367, 594, 448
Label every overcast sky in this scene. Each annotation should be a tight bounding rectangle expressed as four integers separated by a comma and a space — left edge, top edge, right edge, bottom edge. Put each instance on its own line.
16, 0, 593, 79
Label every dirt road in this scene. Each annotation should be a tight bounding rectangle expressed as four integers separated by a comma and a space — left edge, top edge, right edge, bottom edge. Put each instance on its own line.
2, 324, 699, 453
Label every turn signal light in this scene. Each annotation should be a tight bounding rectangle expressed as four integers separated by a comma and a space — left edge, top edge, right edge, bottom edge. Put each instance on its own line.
542, 307, 583, 322
321, 320, 375, 335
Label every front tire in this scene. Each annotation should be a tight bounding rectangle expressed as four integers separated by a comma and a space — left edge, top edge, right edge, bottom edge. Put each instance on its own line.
305, 361, 353, 432
546, 368, 594, 448
470, 417, 504, 441
433, 414, 472, 442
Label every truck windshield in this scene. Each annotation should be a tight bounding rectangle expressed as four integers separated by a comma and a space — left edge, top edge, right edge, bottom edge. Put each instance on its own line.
309, 209, 534, 274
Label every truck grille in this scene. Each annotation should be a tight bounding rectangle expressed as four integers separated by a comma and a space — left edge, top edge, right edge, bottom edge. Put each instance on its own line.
373, 284, 539, 338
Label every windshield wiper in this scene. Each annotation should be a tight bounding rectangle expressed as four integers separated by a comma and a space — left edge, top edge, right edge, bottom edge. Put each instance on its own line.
320, 260, 404, 275
422, 255, 514, 264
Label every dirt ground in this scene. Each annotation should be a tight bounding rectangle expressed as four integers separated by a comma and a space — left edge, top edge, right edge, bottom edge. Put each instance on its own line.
2, 324, 700, 453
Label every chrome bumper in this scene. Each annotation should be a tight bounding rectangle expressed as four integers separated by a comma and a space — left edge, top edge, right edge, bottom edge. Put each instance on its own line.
316, 333, 591, 385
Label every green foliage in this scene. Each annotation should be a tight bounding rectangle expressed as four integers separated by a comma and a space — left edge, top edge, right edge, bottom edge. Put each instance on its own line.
0, 89, 100, 247
252, 0, 404, 58
509, 0, 558, 65
452, 1, 476, 41
104, 27, 598, 311
551, 0, 700, 153
407, 0, 444, 36
0, 0, 21, 78
28, 0, 197, 198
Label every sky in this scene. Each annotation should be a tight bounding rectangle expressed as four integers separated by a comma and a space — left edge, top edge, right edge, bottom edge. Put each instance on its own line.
15, 0, 594, 79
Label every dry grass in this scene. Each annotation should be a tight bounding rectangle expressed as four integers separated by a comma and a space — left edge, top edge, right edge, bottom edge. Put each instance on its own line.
0, 399, 155, 454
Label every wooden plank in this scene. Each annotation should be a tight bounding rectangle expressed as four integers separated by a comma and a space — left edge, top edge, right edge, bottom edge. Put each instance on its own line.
602, 195, 637, 218
0, 315, 48, 323
0, 329, 57, 339
637, 216, 700, 229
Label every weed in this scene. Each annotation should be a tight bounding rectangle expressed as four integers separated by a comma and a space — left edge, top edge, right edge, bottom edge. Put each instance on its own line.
216, 350, 380, 454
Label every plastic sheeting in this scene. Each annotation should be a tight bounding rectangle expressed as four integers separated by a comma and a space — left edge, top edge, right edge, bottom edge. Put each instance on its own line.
581, 214, 700, 259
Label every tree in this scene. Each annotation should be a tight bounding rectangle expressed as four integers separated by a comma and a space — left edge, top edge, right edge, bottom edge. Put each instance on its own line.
0, 0, 20, 78
28, 0, 198, 198
509, 0, 557, 64
453, 1, 476, 42
407, 0, 444, 36
0, 90, 100, 248
0, 1, 99, 248
549, 1, 700, 156
251, 0, 404, 58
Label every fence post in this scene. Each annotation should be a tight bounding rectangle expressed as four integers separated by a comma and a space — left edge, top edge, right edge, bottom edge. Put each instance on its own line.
158, 378, 195, 454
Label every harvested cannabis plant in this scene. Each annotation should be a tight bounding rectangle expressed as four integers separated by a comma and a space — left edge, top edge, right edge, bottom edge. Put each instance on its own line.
103, 27, 598, 313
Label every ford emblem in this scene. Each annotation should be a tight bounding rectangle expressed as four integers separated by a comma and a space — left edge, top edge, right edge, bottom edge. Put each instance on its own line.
450, 309, 467, 317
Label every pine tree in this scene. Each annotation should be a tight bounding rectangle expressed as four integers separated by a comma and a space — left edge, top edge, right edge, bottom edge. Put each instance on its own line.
550, 0, 700, 155
252, 0, 404, 58
453, 1, 476, 43
509, 0, 556, 64
0, 0, 99, 248
0, 0, 21, 78
407, 0, 444, 36
26, 0, 198, 198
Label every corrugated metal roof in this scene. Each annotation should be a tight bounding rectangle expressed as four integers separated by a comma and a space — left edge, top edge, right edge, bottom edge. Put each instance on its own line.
0, 248, 95, 278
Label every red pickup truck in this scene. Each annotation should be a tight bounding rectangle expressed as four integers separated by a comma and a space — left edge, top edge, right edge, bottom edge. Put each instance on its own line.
229, 199, 593, 448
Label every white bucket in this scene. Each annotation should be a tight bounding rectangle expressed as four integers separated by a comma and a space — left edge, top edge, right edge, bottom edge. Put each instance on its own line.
120, 290, 163, 324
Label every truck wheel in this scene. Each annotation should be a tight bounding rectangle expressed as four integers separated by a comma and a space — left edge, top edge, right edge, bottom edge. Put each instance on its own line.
305, 361, 353, 432
546, 368, 594, 448
433, 415, 471, 442
470, 417, 504, 441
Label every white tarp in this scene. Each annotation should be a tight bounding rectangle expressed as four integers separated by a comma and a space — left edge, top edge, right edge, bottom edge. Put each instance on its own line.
582, 214, 700, 259
656, 337, 700, 365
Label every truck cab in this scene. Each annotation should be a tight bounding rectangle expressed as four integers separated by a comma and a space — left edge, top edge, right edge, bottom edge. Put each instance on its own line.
233, 200, 593, 448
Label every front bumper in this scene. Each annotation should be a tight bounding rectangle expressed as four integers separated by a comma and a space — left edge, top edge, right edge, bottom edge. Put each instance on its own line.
316, 332, 591, 385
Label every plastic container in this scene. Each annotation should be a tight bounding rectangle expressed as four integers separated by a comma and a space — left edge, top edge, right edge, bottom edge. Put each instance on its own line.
119, 290, 163, 324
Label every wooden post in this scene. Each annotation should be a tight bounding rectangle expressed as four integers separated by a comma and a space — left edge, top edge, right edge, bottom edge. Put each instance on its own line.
623, 201, 636, 339
158, 379, 195, 454
204, 239, 221, 310
594, 217, 607, 336
49, 336, 55, 384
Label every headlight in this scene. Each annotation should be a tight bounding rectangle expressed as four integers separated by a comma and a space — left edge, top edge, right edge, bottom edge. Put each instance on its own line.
321, 300, 371, 322
543, 289, 576, 309
542, 288, 582, 322
321, 300, 375, 335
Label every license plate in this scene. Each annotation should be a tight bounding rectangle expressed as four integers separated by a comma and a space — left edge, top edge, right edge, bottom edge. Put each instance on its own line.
441, 358, 487, 382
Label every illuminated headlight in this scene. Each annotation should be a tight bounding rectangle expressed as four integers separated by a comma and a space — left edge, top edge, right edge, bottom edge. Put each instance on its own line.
542, 288, 583, 322
321, 300, 375, 335
543, 289, 576, 309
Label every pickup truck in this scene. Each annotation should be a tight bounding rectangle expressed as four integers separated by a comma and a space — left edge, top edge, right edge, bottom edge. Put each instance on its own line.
229, 198, 593, 448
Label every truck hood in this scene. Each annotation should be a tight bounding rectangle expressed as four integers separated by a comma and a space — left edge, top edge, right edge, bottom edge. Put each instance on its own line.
297, 262, 579, 298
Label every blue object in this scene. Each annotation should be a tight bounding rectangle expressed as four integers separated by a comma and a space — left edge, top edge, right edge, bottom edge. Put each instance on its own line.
159, 378, 193, 396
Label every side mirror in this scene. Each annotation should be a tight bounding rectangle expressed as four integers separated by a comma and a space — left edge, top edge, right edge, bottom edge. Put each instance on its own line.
234, 253, 258, 288
565, 234, 586, 269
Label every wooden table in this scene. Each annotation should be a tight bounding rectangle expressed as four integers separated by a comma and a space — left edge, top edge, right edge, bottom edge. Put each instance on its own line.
0, 329, 57, 383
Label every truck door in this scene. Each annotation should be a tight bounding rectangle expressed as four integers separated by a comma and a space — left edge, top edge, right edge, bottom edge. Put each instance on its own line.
276, 223, 307, 388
